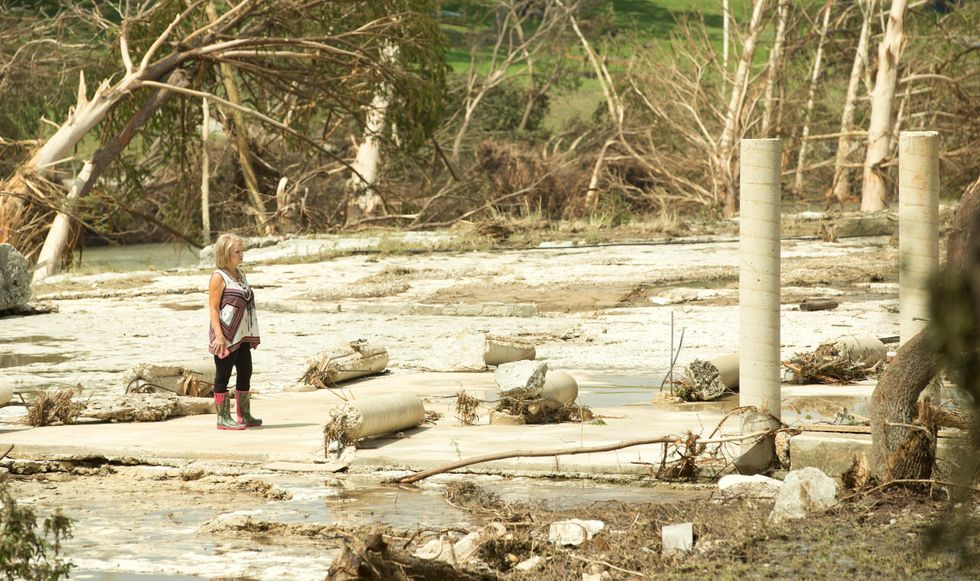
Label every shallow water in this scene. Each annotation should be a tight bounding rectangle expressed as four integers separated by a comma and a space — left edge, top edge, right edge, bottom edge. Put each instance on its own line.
73, 243, 199, 272
0, 352, 73, 368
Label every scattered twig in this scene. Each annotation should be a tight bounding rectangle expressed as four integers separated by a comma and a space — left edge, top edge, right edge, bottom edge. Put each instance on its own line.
569, 554, 646, 578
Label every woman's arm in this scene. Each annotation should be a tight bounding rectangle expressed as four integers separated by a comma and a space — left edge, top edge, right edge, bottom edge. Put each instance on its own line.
208, 273, 230, 358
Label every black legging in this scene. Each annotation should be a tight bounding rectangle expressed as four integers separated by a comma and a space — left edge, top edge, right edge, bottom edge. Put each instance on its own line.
213, 343, 252, 393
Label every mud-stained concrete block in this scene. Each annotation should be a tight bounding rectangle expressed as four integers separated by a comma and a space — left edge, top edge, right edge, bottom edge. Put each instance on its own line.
0, 243, 31, 311
493, 360, 548, 396
661, 522, 693, 556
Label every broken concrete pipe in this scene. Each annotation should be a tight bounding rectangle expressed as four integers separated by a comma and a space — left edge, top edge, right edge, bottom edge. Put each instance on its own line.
831, 335, 887, 366
324, 392, 425, 443
122, 361, 216, 397
682, 353, 738, 401
302, 340, 389, 387
526, 371, 579, 416
483, 335, 536, 366
739, 138, 782, 421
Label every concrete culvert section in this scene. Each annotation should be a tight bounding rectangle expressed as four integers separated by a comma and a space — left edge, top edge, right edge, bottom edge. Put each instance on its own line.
301, 340, 389, 387
324, 392, 426, 450
484, 335, 536, 366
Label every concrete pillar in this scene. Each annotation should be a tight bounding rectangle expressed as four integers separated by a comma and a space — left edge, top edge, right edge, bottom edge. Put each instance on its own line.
898, 130, 940, 401
739, 139, 782, 420
899, 131, 939, 342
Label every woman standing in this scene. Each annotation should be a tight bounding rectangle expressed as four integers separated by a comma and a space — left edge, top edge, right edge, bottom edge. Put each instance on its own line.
208, 233, 262, 430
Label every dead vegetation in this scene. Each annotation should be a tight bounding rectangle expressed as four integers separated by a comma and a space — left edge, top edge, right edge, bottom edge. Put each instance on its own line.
23, 388, 84, 427
784, 343, 883, 384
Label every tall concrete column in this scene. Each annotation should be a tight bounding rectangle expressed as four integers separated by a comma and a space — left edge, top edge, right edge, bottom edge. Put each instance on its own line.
899, 131, 939, 343
739, 139, 782, 421
898, 130, 940, 401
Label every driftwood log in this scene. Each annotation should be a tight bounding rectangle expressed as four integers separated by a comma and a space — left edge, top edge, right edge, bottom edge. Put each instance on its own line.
326, 531, 494, 581
870, 173, 980, 481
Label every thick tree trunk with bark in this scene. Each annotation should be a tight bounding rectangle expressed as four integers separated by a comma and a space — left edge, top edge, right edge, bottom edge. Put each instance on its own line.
860, 0, 907, 212
870, 175, 980, 481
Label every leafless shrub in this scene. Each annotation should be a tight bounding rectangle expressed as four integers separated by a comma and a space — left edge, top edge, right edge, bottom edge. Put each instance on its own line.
24, 388, 84, 427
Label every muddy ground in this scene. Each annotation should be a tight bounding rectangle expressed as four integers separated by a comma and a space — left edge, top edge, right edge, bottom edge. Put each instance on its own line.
1, 215, 976, 578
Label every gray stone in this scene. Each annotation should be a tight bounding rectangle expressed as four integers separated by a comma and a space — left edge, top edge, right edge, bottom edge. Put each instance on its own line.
81, 393, 181, 423
661, 522, 694, 556
494, 360, 547, 397
718, 474, 783, 499
0, 243, 31, 311
769, 467, 838, 523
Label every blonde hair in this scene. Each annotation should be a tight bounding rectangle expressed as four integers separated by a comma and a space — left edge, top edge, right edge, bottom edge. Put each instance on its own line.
213, 233, 244, 271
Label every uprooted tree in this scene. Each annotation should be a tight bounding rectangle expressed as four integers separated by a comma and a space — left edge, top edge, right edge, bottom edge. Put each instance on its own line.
870, 172, 980, 482
0, 0, 446, 277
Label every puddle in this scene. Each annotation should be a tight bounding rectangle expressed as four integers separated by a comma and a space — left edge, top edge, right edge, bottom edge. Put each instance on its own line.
0, 352, 73, 368
73, 243, 199, 272
575, 374, 668, 407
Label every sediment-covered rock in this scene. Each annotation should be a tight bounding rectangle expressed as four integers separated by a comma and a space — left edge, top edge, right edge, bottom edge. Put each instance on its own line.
0, 243, 31, 311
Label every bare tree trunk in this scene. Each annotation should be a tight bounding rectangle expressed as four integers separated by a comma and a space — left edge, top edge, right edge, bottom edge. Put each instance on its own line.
201, 97, 211, 245
346, 43, 398, 223
718, 0, 770, 218
870, 175, 980, 481
31, 69, 190, 281
723, 0, 732, 71
761, 0, 789, 137
206, 2, 267, 232
793, 0, 833, 195
860, 0, 908, 212
832, 0, 874, 203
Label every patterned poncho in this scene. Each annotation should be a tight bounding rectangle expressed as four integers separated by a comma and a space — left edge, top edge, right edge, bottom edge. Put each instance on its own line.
208, 268, 260, 355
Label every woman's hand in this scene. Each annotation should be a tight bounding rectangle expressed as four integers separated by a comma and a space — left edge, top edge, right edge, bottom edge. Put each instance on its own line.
211, 336, 230, 359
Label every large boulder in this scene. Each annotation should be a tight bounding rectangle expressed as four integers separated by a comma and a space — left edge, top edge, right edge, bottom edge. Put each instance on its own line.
0, 243, 31, 311
769, 467, 838, 523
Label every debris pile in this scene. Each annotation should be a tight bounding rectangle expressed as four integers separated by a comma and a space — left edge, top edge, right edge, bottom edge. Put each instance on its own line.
783, 335, 886, 384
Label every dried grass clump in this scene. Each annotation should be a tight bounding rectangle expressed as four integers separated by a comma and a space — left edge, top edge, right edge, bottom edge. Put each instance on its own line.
784, 343, 882, 384
24, 388, 83, 427
455, 390, 481, 425
495, 395, 593, 425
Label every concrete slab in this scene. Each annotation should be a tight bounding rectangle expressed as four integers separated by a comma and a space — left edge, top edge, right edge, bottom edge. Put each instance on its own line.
0, 369, 735, 475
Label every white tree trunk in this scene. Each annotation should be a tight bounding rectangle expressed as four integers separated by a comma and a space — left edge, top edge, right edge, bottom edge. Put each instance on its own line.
347, 44, 398, 222
718, 0, 770, 217
722, 0, 731, 70
201, 97, 211, 244
832, 0, 874, 203
860, 0, 908, 212
761, 0, 789, 137
31, 162, 93, 282
793, 1, 833, 194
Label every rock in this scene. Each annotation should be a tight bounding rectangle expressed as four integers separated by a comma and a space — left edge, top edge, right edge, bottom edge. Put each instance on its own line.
413, 537, 454, 561
718, 474, 783, 499
661, 522, 694, 556
769, 467, 838, 523
80, 393, 180, 422
419, 333, 486, 372
493, 360, 548, 397
548, 519, 604, 546
172, 396, 216, 416
514, 556, 542, 571
489, 411, 525, 425
0, 243, 31, 311
774, 431, 792, 468
451, 531, 483, 563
